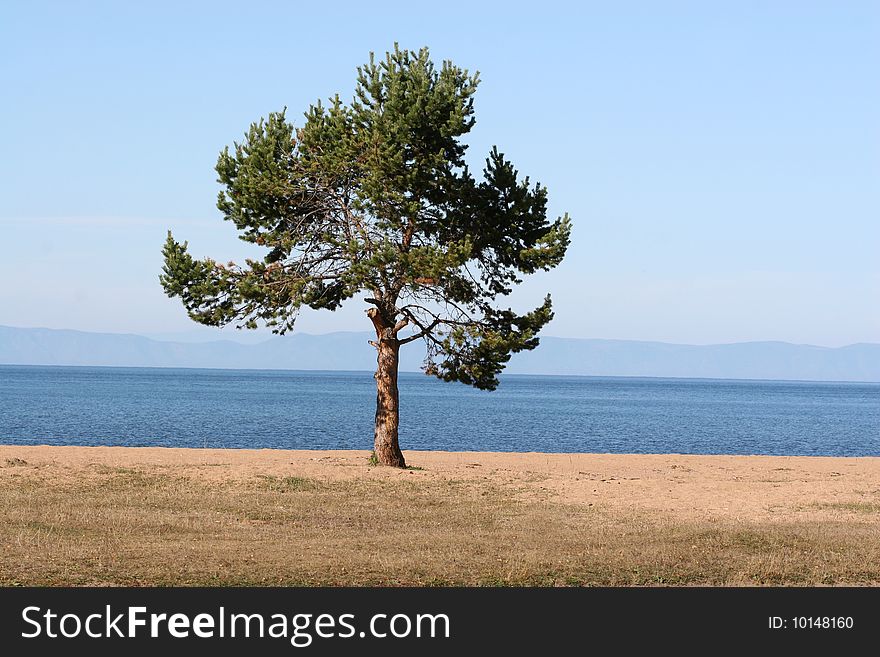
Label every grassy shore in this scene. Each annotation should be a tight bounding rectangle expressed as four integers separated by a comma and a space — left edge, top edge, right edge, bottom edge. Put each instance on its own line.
1, 445, 879, 586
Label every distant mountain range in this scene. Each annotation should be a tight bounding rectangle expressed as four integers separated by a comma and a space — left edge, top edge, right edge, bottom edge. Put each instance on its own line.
1, 325, 878, 382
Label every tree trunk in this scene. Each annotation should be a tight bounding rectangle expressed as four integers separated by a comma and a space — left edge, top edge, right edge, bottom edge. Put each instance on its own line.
368, 308, 406, 468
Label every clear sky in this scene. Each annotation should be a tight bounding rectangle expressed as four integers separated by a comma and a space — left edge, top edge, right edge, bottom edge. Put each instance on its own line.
1, 1, 877, 346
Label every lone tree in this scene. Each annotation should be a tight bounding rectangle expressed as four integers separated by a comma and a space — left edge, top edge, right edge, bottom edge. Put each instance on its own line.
160, 46, 571, 467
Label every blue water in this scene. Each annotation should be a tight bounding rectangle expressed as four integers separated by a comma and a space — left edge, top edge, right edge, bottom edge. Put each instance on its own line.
0, 365, 877, 456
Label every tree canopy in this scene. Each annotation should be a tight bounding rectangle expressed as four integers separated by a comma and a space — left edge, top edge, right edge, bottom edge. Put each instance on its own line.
161, 45, 571, 391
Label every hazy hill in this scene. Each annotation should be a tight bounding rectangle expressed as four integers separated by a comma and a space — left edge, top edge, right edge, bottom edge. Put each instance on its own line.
1, 325, 878, 382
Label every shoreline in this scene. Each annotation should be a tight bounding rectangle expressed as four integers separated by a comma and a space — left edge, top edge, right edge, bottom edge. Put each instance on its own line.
4, 443, 879, 459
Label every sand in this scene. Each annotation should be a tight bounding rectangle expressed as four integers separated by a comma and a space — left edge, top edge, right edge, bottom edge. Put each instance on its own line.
3, 445, 879, 522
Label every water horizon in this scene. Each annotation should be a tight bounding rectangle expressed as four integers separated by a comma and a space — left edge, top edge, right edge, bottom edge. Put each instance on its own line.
3, 362, 878, 386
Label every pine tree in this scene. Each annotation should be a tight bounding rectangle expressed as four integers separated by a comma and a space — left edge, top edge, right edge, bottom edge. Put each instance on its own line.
160, 45, 571, 467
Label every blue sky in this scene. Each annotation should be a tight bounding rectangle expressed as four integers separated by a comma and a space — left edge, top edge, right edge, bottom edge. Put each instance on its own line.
1, 1, 877, 346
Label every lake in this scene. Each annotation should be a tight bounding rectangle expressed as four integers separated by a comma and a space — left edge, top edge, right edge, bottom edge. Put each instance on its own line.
0, 365, 877, 456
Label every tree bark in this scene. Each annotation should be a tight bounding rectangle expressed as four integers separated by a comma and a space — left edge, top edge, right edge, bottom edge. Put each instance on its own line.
368, 308, 406, 468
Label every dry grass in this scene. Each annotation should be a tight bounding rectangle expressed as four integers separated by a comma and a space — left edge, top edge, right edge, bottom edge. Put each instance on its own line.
1, 447, 879, 586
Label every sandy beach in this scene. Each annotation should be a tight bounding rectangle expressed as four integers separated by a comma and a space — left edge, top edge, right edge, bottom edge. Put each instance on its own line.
2, 445, 879, 585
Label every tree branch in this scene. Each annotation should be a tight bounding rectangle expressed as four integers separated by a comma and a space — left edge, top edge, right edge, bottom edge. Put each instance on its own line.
398, 308, 443, 345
